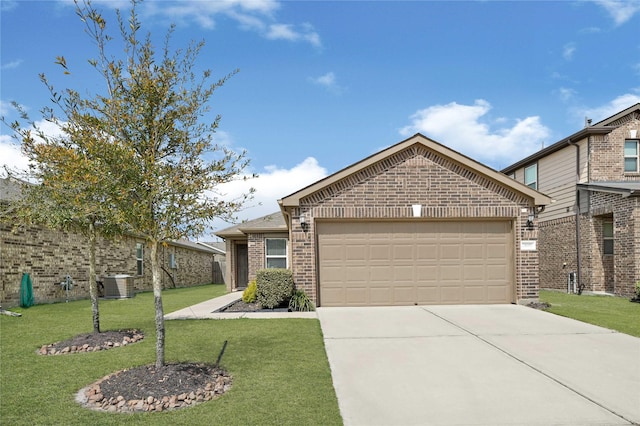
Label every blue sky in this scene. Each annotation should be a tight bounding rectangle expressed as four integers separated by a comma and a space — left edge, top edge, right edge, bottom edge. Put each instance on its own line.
2, 0, 640, 236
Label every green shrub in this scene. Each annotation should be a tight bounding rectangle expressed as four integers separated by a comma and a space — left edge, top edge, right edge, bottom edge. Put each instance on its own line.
289, 289, 315, 312
242, 280, 257, 303
256, 269, 294, 309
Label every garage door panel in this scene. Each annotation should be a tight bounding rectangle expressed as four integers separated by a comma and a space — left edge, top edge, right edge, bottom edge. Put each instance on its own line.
345, 287, 368, 304
318, 221, 513, 306
346, 245, 367, 261
464, 286, 486, 303
487, 286, 508, 303
440, 244, 462, 260
393, 287, 416, 304
441, 286, 462, 303
440, 265, 461, 281
486, 265, 508, 280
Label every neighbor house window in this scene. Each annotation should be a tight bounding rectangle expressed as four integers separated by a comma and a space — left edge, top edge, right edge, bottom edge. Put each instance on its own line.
524, 164, 538, 190
624, 140, 639, 173
265, 238, 287, 268
603, 220, 614, 255
136, 243, 144, 275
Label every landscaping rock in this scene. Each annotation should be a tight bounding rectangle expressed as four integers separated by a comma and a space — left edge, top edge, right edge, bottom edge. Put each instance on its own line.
38, 330, 144, 356
77, 363, 232, 413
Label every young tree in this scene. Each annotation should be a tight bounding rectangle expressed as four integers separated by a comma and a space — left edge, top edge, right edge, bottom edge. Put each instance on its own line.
4, 77, 128, 334
74, 0, 251, 367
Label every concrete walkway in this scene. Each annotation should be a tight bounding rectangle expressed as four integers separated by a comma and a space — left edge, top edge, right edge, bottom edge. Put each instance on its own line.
164, 291, 316, 320
318, 304, 640, 426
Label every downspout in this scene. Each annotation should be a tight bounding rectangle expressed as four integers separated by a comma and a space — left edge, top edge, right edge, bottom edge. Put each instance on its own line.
568, 137, 582, 293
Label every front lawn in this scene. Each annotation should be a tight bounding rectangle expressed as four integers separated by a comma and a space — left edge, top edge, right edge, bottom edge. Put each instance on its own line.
0, 284, 341, 425
540, 290, 640, 337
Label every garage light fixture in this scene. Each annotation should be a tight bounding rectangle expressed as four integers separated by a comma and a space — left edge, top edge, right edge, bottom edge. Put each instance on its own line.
526, 212, 535, 229
299, 215, 308, 232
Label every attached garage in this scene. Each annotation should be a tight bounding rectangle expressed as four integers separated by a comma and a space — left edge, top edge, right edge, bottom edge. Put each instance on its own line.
317, 220, 513, 306
270, 134, 553, 306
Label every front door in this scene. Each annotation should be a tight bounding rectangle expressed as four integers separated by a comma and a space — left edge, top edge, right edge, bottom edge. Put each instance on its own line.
236, 243, 248, 290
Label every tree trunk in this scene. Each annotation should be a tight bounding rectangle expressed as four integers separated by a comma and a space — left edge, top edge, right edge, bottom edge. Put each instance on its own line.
88, 222, 100, 333
150, 240, 165, 367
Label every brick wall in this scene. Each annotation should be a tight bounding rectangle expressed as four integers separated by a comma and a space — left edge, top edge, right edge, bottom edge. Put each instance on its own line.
288, 145, 541, 304
0, 222, 214, 307
590, 192, 639, 297
538, 216, 579, 292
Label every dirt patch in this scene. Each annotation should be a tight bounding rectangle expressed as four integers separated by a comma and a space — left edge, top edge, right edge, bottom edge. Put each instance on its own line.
526, 301, 551, 310
38, 329, 144, 355
79, 363, 232, 413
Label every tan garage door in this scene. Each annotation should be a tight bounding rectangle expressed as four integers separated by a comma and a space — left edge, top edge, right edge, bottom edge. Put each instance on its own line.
317, 221, 513, 306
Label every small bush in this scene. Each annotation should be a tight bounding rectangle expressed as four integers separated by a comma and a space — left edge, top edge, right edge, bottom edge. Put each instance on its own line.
289, 289, 315, 312
242, 280, 257, 303
256, 269, 294, 309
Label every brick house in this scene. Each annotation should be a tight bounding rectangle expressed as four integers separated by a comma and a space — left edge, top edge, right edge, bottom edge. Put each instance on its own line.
0, 177, 222, 307
217, 133, 551, 306
502, 103, 640, 297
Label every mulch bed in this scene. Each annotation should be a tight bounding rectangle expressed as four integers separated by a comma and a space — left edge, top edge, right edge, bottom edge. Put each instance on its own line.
78, 363, 232, 413
41, 329, 234, 413
220, 300, 289, 312
38, 329, 144, 355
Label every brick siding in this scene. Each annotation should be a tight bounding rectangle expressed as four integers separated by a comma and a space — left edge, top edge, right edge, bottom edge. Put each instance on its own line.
1, 222, 214, 307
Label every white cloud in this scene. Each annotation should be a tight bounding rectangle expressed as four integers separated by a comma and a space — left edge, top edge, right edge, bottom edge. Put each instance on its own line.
309, 72, 344, 94
399, 100, 551, 169
0, 134, 28, 178
576, 92, 640, 125
139, 0, 321, 47
0, 1, 17, 12
556, 87, 577, 102
265, 23, 321, 47
595, 0, 640, 25
563, 42, 576, 61
1, 59, 23, 70
209, 157, 328, 234
0, 119, 66, 177
0, 100, 11, 115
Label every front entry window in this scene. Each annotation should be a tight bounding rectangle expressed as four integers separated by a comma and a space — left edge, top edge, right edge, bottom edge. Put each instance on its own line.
266, 238, 287, 268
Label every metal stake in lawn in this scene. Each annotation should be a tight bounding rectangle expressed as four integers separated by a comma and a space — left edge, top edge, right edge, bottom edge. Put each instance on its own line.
215, 340, 228, 368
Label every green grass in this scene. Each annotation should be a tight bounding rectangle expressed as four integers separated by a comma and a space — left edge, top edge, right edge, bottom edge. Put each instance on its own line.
0, 284, 342, 425
540, 290, 640, 337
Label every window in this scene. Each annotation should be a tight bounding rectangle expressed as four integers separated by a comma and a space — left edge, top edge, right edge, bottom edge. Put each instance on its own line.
265, 238, 287, 268
603, 220, 614, 255
524, 164, 538, 190
624, 140, 639, 173
136, 243, 144, 275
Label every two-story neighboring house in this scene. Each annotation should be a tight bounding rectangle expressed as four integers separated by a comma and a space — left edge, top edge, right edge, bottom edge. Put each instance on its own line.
502, 103, 640, 297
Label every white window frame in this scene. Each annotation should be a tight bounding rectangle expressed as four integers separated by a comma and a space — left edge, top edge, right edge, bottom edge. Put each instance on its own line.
265, 238, 288, 269
136, 243, 144, 276
603, 220, 614, 256
624, 139, 639, 173
524, 163, 538, 190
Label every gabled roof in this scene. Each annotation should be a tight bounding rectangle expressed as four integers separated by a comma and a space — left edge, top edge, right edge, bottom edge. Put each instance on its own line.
197, 241, 226, 254
215, 211, 287, 239
279, 133, 552, 207
577, 181, 640, 198
502, 103, 640, 174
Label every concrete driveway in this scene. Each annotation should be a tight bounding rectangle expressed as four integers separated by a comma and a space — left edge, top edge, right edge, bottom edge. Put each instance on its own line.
318, 304, 640, 426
